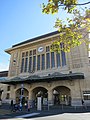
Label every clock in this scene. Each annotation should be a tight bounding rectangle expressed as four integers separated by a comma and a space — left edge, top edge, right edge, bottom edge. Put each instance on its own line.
38, 47, 44, 52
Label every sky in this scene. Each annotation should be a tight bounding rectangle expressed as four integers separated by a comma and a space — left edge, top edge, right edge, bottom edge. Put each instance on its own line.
0, 0, 90, 71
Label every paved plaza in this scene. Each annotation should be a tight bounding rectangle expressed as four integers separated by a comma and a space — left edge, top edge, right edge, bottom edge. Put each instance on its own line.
0, 104, 90, 119
30, 113, 90, 120
2, 113, 90, 120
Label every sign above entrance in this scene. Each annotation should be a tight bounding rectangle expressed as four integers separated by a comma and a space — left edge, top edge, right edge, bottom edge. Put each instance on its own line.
38, 47, 44, 52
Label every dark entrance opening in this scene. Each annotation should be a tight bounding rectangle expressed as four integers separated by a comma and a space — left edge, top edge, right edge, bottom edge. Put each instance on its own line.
53, 86, 71, 106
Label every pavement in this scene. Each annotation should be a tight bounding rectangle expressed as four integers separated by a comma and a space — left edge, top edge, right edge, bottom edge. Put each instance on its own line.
0, 104, 90, 119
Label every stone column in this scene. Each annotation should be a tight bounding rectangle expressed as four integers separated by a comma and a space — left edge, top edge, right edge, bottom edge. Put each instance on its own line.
28, 90, 34, 108
48, 89, 53, 106
10, 85, 16, 104
71, 89, 82, 106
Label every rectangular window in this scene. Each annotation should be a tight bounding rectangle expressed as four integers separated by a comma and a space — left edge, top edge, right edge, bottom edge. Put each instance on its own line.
83, 91, 90, 100
33, 56, 36, 71
6, 93, 10, 99
60, 43, 66, 66
37, 55, 40, 70
30, 50, 32, 56
24, 57, 28, 72
22, 52, 25, 57
21, 58, 24, 73
46, 46, 50, 52
26, 51, 28, 57
41, 54, 45, 70
29, 57, 32, 72
61, 51, 66, 66
33, 49, 36, 55
84, 95, 90, 100
56, 53, 61, 67
46, 53, 50, 69
7, 86, 10, 91
51, 52, 55, 68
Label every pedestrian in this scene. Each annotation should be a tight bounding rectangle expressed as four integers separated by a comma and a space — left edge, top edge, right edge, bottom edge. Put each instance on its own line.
27, 101, 30, 112
82, 99, 87, 109
10, 100, 13, 111
19, 102, 22, 111
82, 99, 84, 105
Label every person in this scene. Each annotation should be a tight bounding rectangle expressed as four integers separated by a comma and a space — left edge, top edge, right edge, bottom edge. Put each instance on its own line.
82, 99, 87, 109
14, 103, 18, 112
82, 99, 84, 105
27, 101, 30, 111
10, 100, 13, 111
19, 102, 22, 111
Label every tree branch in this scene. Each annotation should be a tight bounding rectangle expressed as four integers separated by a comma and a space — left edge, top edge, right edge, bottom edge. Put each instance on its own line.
58, 1, 90, 6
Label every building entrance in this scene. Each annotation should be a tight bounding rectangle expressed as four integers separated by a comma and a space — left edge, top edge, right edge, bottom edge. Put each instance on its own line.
15, 88, 28, 105
53, 86, 71, 106
32, 87, 48, 107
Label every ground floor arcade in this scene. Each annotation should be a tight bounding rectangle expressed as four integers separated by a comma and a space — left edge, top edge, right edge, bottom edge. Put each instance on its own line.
9, 80, 84, 107
1, 72, 87, 107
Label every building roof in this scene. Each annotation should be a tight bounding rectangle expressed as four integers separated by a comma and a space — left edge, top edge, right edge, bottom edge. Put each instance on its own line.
0, 71, 8, 77
0, 72, 84, 85
12, 31, 59, 48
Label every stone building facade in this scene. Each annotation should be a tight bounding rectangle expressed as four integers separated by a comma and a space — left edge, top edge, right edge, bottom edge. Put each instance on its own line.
2, 31, 90, 106
0, 71, 10, 103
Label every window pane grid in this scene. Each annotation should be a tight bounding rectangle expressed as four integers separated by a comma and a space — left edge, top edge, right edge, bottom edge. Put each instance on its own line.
29, 57, 32, 72
46, 53, 50, 69
56, 53, 61, 67
51, 52, 55, 68
21, 45, 66, 73
41, 54, 45, 70
33, 56, 36, 71
37, 55, 40, 70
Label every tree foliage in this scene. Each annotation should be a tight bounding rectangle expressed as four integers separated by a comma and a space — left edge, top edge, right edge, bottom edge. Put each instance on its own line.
41, 0, 90, 52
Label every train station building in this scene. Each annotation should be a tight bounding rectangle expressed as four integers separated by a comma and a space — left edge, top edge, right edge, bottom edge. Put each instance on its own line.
1, 31, 90, 107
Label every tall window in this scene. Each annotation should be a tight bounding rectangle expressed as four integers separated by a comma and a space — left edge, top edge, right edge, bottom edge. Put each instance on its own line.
33, 56, 36, 71
24, 57, 28, 72
60, 43, 66, 66
24, 52, 28, 72
37, 55, 40, 70
61, 50, 66, 66
21, 52, 25, 73
46, 53, 50, 69
41, 54, 45, 70
29, 50, 32, 72
56, 53, 61, 67
51, 52, 55, 68
46, 46, 50, 69
29, 57, 32, 72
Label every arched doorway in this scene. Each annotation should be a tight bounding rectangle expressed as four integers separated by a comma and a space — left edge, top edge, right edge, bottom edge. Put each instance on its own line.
32, 87, 48, 107
53, 86, 71, 105
15, 88, 29, 105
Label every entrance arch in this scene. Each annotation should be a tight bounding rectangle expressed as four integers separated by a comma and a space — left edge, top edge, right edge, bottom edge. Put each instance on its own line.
53, 86, 71, 105
32, 87, 48, 98
15, 88, 29, 104
32, 87, 48, 107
